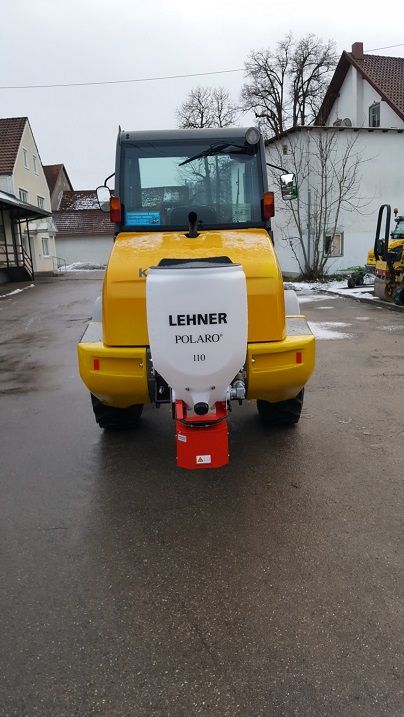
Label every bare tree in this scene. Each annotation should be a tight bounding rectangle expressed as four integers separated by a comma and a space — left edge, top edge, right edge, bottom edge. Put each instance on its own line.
242, 34, 337, 137
176, 86, 237, 128
291, 35, 338, 126
268, 129, 371, 279
176, 86, 237, 205
242, 34, 293, 138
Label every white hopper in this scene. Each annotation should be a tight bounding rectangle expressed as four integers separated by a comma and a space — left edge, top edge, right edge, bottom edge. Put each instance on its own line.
146, 260, 248, 411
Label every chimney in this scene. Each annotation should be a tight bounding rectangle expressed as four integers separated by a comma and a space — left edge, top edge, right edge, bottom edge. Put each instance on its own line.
351, 42, 364, 60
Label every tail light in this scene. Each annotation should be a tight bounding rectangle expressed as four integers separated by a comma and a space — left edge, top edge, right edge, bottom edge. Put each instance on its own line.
262, 191, 275, 219
110, 196, 121, 223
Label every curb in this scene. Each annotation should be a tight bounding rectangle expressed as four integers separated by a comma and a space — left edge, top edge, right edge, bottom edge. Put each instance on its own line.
321, 289, 404, 313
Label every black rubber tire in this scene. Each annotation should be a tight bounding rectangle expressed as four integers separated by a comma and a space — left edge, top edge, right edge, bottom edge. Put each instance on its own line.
91, 394, 143, 429
257, 389, 304, 426
393, 286, 404, 306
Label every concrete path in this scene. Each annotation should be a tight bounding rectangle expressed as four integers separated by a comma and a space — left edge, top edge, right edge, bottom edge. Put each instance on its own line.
0, 275, 403, 716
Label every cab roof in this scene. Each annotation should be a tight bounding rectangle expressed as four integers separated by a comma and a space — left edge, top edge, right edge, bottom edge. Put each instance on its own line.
119, 127, 256, 144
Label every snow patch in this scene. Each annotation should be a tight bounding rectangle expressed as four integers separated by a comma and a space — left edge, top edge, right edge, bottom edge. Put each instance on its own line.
378, 324, 404, 332
308, 321, 353, 340
0, 283, 35, 299
287, 280, 376, 301
71, 197, 99, 210
64, 262, 106, 271
334, 287, 375, 300
298, 294, 337, 304
286, 281, 327, 292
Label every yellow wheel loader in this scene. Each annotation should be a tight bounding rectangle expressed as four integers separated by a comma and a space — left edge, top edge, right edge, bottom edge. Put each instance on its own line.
77, 127, 315, 469
372, 205, 404, 305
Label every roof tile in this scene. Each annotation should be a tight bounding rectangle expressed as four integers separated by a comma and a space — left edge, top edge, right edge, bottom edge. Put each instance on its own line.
53, 208, 113, 236
0, 117, 27, 174
356, 54, 404, 118
59, 190, 100, 211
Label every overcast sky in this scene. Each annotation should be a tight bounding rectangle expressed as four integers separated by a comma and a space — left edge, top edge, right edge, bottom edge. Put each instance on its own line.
1, 0, 404, 189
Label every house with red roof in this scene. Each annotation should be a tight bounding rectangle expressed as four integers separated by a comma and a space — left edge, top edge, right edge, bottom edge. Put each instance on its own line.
52, 189, 114, 267
266, 43, 404, 275
0, 117, 56, 282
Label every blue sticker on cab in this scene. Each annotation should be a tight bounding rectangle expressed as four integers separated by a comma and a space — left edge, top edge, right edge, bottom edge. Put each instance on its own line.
126, 211, 160, 226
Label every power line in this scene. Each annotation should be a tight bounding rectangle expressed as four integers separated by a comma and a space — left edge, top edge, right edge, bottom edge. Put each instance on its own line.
0, 67, 244, 90
366, 42, 404, 52
2, 42, 404, 91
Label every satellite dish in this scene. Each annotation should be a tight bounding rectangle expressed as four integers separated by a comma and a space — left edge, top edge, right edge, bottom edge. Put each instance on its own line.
342, 118, 352, 126
333, 119, 342, 126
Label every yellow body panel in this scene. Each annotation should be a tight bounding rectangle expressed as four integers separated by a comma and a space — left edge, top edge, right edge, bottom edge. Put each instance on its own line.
78, 343, 149, 407
103, 229, 285, 346
247, 334, 315, 402
366, 249, 376, 267
78, 334, 315, 408
78, 227, 316, 408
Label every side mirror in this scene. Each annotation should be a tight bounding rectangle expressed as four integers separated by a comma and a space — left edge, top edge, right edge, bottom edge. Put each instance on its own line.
280, 173, 298, 200
96, 185, 111, 213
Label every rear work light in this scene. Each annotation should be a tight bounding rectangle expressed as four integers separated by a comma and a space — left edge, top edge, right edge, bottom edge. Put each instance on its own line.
262, 191, 275, 219
110, 196, 121, 223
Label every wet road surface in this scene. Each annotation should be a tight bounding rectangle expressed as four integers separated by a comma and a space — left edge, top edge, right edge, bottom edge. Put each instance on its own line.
0, 275, 403, 716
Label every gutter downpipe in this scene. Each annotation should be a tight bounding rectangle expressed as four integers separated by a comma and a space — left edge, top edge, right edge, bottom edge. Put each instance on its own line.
307, 131, 311, 269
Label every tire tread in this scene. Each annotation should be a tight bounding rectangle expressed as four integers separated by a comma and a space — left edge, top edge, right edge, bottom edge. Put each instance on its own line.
257, 390, 304, 425
91, 394, 143, 429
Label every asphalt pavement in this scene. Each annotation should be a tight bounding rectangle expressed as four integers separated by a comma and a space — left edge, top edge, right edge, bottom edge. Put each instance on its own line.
0, 274, 403, 717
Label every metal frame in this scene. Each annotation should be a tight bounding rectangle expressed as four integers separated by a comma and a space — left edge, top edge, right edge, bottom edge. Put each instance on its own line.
0, 193, 49, 280
0, 209, 9, 267
0, 208, 35, 279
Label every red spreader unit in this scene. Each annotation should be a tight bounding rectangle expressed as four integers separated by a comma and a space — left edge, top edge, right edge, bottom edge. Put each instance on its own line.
175, 401, 229, 470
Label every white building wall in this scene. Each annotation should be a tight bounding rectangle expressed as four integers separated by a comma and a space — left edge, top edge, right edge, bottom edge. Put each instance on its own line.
55, 236, 113, 266
267, 128, 404, 275
0, 175, 13, 194
2, 211, 13, 243
28, 218, 57, 273
12, 122, 52, 210
326, 66, 404, 129
50, 169, 72, 211
29, 234, 56, 273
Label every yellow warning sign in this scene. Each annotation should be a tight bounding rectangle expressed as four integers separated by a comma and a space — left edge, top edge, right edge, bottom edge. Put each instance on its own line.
196, 455, 212, 464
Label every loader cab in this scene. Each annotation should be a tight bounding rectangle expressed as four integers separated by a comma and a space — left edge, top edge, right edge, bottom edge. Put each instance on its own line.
391, 215, 404, 239
389, 215, 404, 266
97, 127, 282, 234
